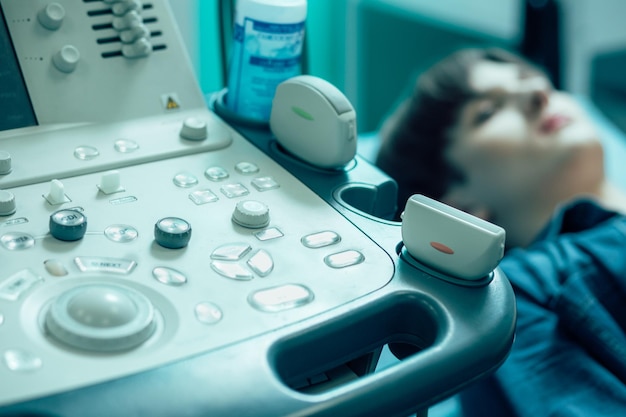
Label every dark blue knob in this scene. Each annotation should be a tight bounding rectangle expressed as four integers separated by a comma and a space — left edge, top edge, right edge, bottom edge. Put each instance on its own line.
49, 209, 87, 241
154, 217, 191, 249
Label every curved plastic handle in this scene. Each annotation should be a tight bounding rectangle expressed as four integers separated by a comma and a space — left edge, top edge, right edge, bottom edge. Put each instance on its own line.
0, 265, 515, 417
266, 268, 516, 416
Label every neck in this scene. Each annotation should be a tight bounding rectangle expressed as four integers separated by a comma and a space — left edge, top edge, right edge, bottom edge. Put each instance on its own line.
495, 178, 626, 248
598, 181, 626, 213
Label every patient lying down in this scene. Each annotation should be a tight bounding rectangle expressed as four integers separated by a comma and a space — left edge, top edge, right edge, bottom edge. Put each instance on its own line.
376, 47, 626, 248
376, 48, 626, 416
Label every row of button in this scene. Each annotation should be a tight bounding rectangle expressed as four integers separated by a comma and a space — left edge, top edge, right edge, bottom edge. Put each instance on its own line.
0, 228, 364, 301
0, 157, 269, 217
185, 177, 279, 204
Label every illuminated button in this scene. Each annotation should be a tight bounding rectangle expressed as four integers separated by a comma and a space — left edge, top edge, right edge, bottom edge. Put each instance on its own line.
254, 227, 283, 241
114, 139, 139, 153
324, 250, 365, 269
180, 117, 208, 141
73, 145, 99, 160
0, 190, 16, 216
247, 249, 273, 277
3, 349, 42, 372
44, 259, 68, 276
98, 170, 125, 194
220, 183, 249, 198
122, 37, 152, 58
235, 162, 259, 174
154, 217, 192, 249
53, 45, 80, 73
44, 179, 70, 205
205, 166, 229, 181
251, 176, 279, 191
173, 172, 198, 188
195, 302, 223, 324
211, 243, 251, 261
152, 266, 187, 286
248, 284, 314, 312
232, 200, 270, 229
189, 189, 219, 205
0, 232, 35, 250
0, 269, 43, 301
210, 261, 253, 280
49, 209, 87, 241
74, 257, 137, 274
38, 2, 65, 30
0, 151, 12, 174
45, 283, 156, 352
104, 224, 139, 242
301, 231, 341, 248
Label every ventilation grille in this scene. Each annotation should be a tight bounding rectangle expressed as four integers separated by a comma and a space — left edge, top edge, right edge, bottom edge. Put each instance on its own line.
82, 0, 167, 58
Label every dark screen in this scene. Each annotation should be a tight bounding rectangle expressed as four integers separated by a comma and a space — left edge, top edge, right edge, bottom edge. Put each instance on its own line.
0, 6, 37, 131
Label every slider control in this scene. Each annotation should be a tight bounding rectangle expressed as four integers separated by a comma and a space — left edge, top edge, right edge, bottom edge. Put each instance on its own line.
98, 170, 125, 194
44, 179, 70, 205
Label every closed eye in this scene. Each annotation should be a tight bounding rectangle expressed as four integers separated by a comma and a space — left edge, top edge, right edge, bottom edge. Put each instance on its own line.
472, 99, 499, 126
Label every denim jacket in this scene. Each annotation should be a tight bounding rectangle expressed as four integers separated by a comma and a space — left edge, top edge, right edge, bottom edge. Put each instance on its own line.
461, 199, 626, 416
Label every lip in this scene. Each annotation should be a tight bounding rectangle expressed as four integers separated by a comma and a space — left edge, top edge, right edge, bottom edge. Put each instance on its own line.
540, 114, 572, 134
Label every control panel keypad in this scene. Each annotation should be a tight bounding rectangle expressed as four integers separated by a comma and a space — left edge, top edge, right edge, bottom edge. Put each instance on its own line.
0, 133, 394, 407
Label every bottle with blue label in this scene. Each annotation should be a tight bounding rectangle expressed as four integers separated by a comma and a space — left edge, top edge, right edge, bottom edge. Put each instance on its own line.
226, 0, 307, 122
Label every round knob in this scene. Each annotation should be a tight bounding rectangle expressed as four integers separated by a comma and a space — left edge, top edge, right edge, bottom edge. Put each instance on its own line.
49, 209, 88, 241
0, 151, 12, 175
45, 283, 156, 352
180, 117, 208, 141
53, 45, 80, 73
0, 190, 16, 216
38, 2, 65, 30
232, 200, 270, 229
154, 217, 192, 249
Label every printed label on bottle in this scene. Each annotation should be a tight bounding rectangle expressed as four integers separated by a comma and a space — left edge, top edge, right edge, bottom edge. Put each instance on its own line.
227, 18, 305, 121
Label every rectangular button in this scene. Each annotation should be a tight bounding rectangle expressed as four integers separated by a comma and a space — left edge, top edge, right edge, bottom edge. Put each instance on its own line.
0, 269, 43, 301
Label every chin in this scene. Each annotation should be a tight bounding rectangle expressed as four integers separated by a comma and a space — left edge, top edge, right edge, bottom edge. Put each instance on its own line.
558, 120, 600, 146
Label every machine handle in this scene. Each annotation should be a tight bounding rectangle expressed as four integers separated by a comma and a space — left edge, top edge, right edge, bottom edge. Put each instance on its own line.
1, 269, 515, 417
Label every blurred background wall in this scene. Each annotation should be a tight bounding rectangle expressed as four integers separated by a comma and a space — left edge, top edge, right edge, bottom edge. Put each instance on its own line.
170, 0, 626, 134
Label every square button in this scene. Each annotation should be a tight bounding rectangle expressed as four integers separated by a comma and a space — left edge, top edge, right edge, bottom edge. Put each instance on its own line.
220, 183, 249, 198
189, 189, 219, 205
251, 176, 280, 191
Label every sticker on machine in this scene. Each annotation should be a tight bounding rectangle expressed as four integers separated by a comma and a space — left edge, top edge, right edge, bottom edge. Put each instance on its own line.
161, 93, 181, 110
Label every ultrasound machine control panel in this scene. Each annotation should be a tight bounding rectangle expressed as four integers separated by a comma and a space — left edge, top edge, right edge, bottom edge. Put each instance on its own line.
0, 1, 516, 416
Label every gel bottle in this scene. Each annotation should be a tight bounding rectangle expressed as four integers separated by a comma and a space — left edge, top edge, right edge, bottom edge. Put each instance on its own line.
226, 0, 307, 122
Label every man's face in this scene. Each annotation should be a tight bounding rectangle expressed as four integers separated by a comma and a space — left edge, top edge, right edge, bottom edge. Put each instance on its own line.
445, 60, 602, 207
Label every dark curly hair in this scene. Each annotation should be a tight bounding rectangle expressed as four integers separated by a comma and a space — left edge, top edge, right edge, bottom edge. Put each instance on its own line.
375, 47, 546, 217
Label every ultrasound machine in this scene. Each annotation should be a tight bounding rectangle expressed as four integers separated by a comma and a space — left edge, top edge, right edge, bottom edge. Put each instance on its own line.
0, 1, 516, 416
